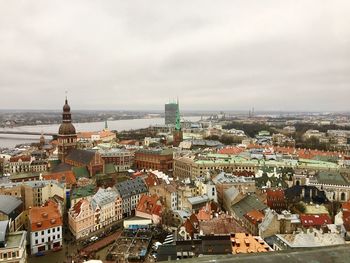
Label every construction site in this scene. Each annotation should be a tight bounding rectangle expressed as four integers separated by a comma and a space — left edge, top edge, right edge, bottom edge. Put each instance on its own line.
106, 229, 153, 262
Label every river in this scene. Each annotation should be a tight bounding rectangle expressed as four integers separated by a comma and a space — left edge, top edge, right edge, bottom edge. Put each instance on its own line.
0, 116, 202, 148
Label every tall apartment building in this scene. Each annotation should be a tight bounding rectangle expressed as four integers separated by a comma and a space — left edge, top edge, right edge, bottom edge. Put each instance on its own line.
165, 102, 178, 125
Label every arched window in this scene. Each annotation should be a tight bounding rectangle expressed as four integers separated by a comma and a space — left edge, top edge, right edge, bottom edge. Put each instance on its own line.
341, 192, 346, 201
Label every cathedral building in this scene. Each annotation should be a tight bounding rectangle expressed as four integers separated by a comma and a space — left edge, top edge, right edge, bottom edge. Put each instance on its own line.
58, 97, 77, 162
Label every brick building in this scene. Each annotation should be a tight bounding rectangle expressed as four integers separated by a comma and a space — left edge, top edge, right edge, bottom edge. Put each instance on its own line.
65, 149, 104, 177
99, 148, 134, 172
266, 189, 287, 213
134, 149, 173, 173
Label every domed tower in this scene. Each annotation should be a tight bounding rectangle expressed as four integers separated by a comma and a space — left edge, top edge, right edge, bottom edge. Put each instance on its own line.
58, 97, 77, 162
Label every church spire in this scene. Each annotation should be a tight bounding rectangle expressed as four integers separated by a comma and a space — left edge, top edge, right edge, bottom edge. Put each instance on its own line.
175, 100, 181, 131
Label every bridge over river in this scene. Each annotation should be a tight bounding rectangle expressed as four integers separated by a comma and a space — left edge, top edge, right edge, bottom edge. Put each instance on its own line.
0, 131, 56, 137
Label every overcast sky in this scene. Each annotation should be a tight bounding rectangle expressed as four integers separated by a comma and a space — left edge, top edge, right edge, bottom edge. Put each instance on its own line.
0, 0, 349, 111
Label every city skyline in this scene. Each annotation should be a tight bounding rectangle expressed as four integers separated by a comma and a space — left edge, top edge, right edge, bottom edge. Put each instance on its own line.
0, 1, 349, 111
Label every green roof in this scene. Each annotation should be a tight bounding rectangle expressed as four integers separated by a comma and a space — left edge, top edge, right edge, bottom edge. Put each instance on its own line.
49, 159, 61, 168
71, 184, 96, 200
313, 155, 339, 164
192, 154, 339, 169
105, 163, 116, 174
258, 130, 270, 136
316, 171, 350, 186
72, 167, 89, 178
255, 174, 288, 188
298, 159, 339, 169
9, 173, 40, 180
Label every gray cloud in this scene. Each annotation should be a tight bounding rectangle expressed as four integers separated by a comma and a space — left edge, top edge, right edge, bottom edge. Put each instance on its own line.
0, 0, 349, 111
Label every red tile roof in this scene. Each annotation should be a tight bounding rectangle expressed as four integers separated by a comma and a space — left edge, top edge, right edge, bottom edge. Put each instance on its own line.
244, 210, 264, 225
10, 155, 31, 162
144, 173, 160, 187
300, 214, 332, 227
266, 189, 285, 199
196, 201, 220, 221
218, 147, 244, 155
29, 201, 62, 232
136, 194, 162, 216
183, 214, 200, 238
244, 144, 341, 159
343, 211, 350, 231
197, 208, 211, 221
43, 171, 76, 186
342, 201, 350, 212
73, 199, 83, 215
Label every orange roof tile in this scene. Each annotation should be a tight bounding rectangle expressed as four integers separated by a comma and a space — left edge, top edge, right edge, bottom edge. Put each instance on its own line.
136, 194, 162, 216
10, 155, 31, 162
144, 173, 160, 187
231, 233, 271, 254
218, 147, 244, 155
43, 170, 76, 186
197, 208, 211, 221
342, 201, 350, 212
29, 202, 62, 232
300, 214, 332, 227
244, 210, 264, 225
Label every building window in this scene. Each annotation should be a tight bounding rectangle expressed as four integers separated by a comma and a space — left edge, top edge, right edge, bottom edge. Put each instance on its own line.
341, 192, 346, 201
35, 232, 38, 237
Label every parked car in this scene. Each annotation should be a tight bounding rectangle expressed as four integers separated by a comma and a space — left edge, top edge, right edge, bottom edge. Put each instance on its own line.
90, 236, 98, 242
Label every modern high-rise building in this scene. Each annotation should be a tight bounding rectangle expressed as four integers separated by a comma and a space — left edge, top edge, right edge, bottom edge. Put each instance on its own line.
165, 102, 178, 125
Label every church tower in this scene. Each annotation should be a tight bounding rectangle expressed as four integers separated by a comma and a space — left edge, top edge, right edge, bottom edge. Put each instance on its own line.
173, 101, 183, 147
58, 97, 77, 162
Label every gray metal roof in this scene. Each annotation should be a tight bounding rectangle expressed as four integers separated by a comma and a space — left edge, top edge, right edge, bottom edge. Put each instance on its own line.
188, 195, 209, 205
0, 195, 22, 215
91, 187, 120, 210
116, 177, 148, 199
230, 194, 267, 220
0, 220, 9, 245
